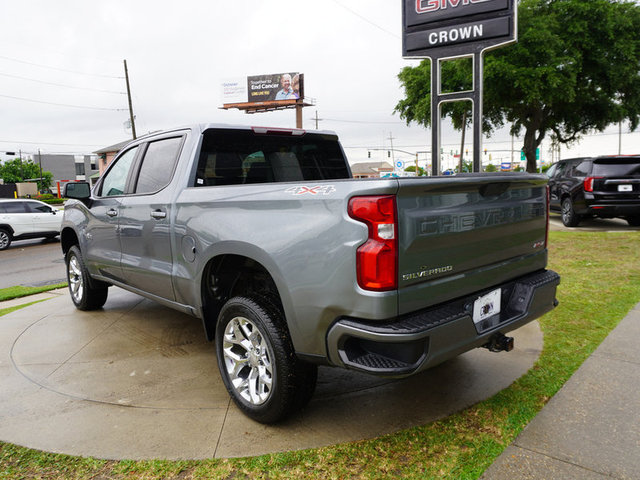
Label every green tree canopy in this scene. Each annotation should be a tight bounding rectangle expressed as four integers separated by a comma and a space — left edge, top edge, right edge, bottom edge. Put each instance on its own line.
395, 0, 640, 172
0, 158, 53, 191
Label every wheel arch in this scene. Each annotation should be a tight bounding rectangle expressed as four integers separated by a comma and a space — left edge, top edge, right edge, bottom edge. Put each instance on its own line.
0, 224, 15, 235
61, 226, 80, 255
199, 253, 292, 343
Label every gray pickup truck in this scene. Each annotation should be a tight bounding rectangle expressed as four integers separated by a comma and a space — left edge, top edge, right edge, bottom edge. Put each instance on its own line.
61, 124, 559, 423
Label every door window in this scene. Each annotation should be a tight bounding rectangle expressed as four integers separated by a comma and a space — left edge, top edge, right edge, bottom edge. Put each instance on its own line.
25, 202, 53, 213
100, 147, 139, 197
134, 137, 183, 194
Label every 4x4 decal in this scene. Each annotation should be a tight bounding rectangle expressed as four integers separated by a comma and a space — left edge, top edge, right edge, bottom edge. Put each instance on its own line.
285, 185, 336, 196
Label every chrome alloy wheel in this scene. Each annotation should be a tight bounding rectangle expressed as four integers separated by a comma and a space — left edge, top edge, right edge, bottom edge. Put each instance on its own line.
222, 316, 273, 405
0, 230, 9, 249
67, 254, 84, 304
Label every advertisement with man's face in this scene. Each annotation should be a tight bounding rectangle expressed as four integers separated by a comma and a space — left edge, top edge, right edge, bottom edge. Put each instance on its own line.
247, 72, 302, 102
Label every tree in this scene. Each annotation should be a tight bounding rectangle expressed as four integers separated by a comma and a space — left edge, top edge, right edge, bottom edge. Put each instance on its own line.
396, 0, 640, 172
404, 165, 425, 176
0, 158, 53, 191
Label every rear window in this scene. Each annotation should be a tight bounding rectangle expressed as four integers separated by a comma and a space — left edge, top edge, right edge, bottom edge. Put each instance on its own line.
194, 129, 350, 187
592, 158, 640, 176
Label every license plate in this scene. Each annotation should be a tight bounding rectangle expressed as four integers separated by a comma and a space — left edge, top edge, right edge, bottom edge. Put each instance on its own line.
473, 288, 501, 324
618, 184, 633, 192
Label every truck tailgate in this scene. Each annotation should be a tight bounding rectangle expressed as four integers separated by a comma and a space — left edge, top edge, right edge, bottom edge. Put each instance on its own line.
396, 174, 549, 315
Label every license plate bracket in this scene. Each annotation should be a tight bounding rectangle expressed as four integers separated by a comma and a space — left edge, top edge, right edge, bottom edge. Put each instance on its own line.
473, 288, 502, 324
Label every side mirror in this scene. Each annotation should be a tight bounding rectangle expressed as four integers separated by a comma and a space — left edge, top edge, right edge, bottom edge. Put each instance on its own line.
64, 182, 91, 200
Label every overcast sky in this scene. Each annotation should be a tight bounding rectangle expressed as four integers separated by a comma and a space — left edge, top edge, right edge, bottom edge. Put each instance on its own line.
1, 0, 638, 170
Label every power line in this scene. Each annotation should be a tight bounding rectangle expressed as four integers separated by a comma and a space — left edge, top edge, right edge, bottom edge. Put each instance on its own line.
1, 39, 123, 66
0, 139, 103, 147
0, 72, 126, 94
329, 0, 400, 39
0, 93, 127, 111
320, 117, 405, 125
0, 54, 124, 79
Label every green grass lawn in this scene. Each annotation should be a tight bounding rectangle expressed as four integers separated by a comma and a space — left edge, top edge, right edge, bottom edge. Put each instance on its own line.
1, 231, 639, 479
0, 283, 67, 303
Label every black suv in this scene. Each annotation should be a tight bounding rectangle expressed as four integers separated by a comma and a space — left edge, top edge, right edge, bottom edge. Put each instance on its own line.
547, 156, 640, 227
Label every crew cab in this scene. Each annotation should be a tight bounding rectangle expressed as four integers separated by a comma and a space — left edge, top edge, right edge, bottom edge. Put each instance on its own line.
61, 124, 560, 423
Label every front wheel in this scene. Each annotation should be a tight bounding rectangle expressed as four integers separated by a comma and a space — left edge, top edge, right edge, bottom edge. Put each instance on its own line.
561, 197, 581, 227
66, 245, 108, 310
0, 229, 12, 250
215, 296, 317, 424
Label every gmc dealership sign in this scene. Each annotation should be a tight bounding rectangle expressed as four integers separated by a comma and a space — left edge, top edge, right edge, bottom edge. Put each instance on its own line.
403, 0, 516, 57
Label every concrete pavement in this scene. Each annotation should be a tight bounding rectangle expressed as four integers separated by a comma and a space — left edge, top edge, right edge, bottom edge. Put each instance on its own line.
483, 302, 640, 479
0, 286, 542, 460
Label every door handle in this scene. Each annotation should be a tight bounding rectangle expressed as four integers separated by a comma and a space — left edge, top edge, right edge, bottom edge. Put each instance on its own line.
151, 210, 167, 220
106, 209, 118, 217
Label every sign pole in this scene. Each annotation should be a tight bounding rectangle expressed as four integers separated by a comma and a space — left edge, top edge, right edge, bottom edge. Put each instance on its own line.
402, 0, 517, 175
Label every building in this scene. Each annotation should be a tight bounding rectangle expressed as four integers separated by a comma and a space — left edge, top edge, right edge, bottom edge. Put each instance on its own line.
350, 161, 394, 179
35, 154, 100, 192
94, 139, 132, 175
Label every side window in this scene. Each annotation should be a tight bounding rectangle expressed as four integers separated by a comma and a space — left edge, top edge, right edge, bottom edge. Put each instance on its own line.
546, 164, 557, 178
135, 137, 184, 194
25, 202, 52, 213
2, 202, 26, 213
554, 162, 568, 178
573, 161, 592, 177
100, 146, 139, 197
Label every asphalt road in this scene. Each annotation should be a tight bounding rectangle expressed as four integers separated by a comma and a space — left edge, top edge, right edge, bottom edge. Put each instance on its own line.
0, 238, 66, 289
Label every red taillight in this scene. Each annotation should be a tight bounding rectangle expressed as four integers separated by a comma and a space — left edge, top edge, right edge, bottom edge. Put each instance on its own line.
583, 176, 603, 192
348, 195, 398, 291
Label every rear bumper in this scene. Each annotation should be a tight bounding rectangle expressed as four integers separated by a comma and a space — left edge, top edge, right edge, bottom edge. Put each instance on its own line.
326, 269, 560, 376
585, 203, 640, 217
581, 194, 640, 216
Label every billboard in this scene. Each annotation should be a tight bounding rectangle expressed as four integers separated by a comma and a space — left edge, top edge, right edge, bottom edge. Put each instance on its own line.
222, 73, 303, 105
402, 0, 516, 57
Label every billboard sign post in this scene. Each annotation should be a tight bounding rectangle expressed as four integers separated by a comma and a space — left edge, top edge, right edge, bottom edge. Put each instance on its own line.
402, 0, 517, 175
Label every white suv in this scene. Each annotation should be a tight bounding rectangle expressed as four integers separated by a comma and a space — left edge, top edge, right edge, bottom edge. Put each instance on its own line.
0, 199, 63, 250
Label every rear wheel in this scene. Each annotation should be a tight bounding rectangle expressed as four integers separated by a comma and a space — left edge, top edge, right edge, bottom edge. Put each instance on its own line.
66, 245, 108, 310
215, 296, 317, 424
627, 216, 640, 227
561, 197, 581, 227
0, 229, 12, 250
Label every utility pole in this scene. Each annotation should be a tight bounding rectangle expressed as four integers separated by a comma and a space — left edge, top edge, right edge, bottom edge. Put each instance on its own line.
38, 149, 43, 193
124, 60, 137, 140
388, 133, 396, 166
314, 110, 322, 130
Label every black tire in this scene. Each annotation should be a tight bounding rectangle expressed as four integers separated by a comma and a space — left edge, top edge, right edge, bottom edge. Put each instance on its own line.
627, 216, 640, 227
561, 197, 581, 227
215, 296, 317, 424
0, 229, 12, 250
65, 245, 109, 310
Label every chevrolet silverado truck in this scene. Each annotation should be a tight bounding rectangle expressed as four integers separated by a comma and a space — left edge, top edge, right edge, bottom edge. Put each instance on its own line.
61, 124, 560, 423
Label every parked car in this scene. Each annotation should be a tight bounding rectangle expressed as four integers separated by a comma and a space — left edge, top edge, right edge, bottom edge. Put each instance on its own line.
547, 156, 640, 227
0, 199, 62, 250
